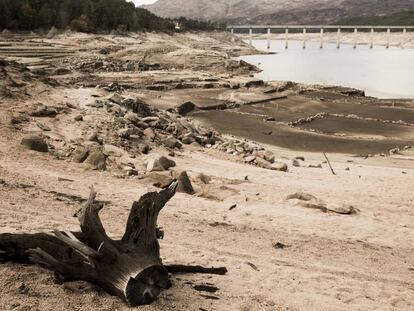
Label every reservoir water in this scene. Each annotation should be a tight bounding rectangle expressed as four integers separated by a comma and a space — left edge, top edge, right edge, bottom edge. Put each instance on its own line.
241, 40, 414, 99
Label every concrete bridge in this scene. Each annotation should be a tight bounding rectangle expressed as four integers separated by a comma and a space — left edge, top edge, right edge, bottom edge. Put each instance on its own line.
227, 25, 414, 49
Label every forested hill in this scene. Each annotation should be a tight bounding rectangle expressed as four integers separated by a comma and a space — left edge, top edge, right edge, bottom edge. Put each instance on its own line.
0, 0, 216, 32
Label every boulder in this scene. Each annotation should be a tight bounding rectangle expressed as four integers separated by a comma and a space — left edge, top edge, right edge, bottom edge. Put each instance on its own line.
176, 101, 196, 116
74, 114, 83, 121
124, 112, 140, 124
143, 128, 156, 139
146, 172, 173, 188
271, 162, 288, 172
255, 157, 272, 169
84, 150, 106, 170
264, 151, 275, 163
244, 155, 256, 163
72, 147, 89, 163
176, 171, 195, 195
162, 137, 182, 149
181, 136, 195, 145
21, 135, 48, 153
107, 93, 123, 105
146, 156, 176, 172
30, 106, 57, 117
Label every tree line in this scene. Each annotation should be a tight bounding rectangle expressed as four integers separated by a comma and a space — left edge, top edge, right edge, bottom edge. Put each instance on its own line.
0, 0, 219, 32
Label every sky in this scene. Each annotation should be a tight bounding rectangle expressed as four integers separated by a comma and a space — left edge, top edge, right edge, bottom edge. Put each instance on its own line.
131, 0, 158, 6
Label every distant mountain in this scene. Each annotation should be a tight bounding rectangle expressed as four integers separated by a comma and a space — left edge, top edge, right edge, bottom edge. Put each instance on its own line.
143, 0, 414, 25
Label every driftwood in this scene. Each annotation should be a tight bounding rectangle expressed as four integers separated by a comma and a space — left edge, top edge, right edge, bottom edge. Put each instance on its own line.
0, 181, 227, 306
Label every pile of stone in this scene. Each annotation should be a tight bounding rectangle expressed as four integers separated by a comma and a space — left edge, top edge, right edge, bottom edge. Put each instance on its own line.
212, 139, 288, 171
61, 56, 160, 73
288, 112, 327, 126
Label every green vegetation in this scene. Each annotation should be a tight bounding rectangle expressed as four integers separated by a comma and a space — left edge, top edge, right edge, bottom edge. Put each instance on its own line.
0, 0, 219, 32
334, 11, 414, 26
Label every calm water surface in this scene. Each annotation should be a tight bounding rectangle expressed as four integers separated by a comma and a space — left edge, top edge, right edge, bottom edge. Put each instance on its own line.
241, 40, 414, 99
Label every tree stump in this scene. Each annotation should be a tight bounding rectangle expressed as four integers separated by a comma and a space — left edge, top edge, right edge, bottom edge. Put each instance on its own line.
0, 181, 227, 306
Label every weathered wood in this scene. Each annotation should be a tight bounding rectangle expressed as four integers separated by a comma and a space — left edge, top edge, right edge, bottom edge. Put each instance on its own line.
0, 181, 228, 306
0, 183, 177, 306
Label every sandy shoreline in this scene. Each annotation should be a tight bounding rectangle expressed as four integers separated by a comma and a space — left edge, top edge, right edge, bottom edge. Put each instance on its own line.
0, 31, 413, 310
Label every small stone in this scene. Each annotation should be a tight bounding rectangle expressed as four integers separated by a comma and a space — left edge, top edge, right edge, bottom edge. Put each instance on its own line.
244, 155, 256, 163
182, 136, 195, 144
264, 151, 275, 163
21, 135, 48, 153
84, 150, 106, 170
146, 156, 176, 172
30, 105, 57, 117
124, 112, 140, 124
176, 171, 195, 194
162, 137, 182, 149
271, 162, 288, 172
143, 128, 156, 139
107, 93, 123, 105
72, 147, 89, 163
141, 116, 159, 123
255, 157, 272, 169
176, 101, 196, 115
74, 115, 83, 121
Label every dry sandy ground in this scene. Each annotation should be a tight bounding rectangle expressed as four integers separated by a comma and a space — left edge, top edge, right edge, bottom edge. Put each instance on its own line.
0, 32, 414, 311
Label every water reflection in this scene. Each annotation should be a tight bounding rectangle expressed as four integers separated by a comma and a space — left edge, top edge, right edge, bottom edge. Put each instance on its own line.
241, 40, 414, 99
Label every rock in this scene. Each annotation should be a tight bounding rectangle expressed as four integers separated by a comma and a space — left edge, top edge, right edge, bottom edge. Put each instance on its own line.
244, 155, 256, 163
264, 151, 275, 163
308, 164, 322, 168
162, 137, 182, 149
141, 116, 159, 123
84, 150, 106, 170
30, 105, 57, 117
255, 157, 272, 169
88, 132, 101, 143
176, 171, 195, 195
21, 135, 48, 153
122, 98, 153, 117
326, 203, 357, 215
146, 156, 176, 172
143, 128, 156, 139
198, 173, 211, 184
271, 162, 288, 172
182, 136, 195, 144
103, 144, 126, 157
176, 101, 196, 115
107, 93, 123, 105
138, 143, 151, 154
74, 114, 83, 121
124, 112, 140, 124
36, 122, 51, 131
292, 159, 303, 167
54, 68, 71, 75
10, 114, 29, 125
286, 192, 317, 201
72, 147, 89, 163
146, 172, 173, 188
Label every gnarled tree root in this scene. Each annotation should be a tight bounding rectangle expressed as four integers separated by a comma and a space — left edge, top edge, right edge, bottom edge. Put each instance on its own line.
0, 181, 227, 306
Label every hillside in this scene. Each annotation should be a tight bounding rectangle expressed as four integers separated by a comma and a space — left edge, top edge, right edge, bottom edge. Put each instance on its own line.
144, 0, 414, 24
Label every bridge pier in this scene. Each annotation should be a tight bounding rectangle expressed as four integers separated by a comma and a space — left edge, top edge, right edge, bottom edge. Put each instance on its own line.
267, 28, 271, 49
370, 28, 374, 48
353, 28, 358, 49
302, 28, 307, 49
285, 27, 289, 49
337, 28, 341, 49
320, 28, 324, 49
386, 28, 390, 48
